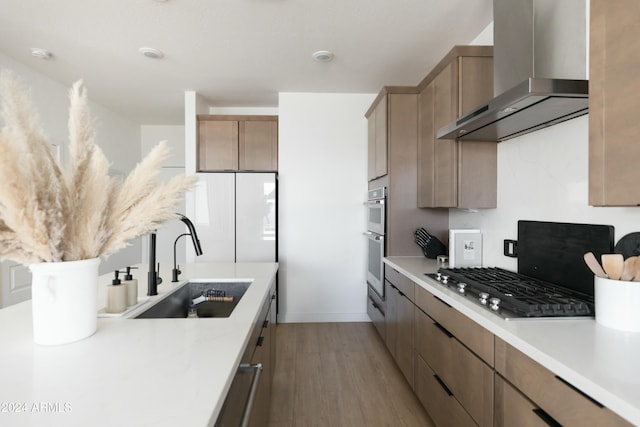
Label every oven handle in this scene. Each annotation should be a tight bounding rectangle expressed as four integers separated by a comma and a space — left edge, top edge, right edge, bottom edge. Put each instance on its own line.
363, 232, 384, 241
238, 363, 263, 427
365, 199, 385, 206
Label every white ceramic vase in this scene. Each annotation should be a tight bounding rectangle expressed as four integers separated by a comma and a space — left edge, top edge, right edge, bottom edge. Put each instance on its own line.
29, 257, 101, 345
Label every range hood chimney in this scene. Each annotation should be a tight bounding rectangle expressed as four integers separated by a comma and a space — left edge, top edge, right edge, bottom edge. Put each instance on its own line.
437, 0, 588, 142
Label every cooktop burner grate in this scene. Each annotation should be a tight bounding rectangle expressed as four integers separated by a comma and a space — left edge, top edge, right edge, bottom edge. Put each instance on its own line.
433, 267, 594, 318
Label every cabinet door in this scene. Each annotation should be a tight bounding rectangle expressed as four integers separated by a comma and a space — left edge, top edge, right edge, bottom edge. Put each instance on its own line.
417, 81, 436, 207
495, 337, 631, 426
415, 285, 494, 365
415, 353, 476, 427
589, 0, 640, 206
433, 62, 458, 208
384, 280, 398, 356
374, 95, 388, 179
367, 288, 386, 341
495, 375, 551, 427
198, 120, 239, 171
239, 120, 278, 171
418, 306, 494, 427
367, 112, 376, 180
249, 304, 274, 427
396, 291, 414, 388
457, 56, 496, 209
417, 54, 495, 209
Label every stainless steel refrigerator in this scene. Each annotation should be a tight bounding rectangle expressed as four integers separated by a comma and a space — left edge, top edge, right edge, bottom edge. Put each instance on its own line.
194, 172, 277, 262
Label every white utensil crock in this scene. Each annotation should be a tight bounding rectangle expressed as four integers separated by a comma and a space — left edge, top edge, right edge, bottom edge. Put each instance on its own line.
595, 276, 640, 332
29, 257, 100, 345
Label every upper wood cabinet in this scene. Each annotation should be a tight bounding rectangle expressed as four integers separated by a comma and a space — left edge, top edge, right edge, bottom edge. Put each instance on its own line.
589, 0, 640, 206
198, 115, 278, 172
366, 94, 388, 180
417, 46, 496, 209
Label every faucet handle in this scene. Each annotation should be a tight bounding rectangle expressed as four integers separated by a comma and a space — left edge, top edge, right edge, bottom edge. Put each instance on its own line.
156, 263, 162, 284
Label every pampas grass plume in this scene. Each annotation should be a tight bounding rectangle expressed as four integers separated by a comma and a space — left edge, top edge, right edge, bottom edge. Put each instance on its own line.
0, 70, 195, 264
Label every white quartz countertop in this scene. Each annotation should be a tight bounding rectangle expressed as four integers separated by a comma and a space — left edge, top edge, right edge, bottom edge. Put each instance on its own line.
0, 261, 278, 427
385, 256, 640, 425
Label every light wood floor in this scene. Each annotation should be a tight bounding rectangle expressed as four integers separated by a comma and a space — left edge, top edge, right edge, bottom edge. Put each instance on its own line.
268, 322, 435, 427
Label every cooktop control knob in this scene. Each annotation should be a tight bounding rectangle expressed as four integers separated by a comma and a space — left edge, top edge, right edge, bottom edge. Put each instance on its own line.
457, 282, 467, 293
489, 297, 501, 311
442, 275, 449, 284
436, 272, 442, 281
479, 292, 489, 305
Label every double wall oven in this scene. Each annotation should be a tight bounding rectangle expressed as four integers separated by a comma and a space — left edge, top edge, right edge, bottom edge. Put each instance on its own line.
365, 187, 386, 334
365, 187, 386, 297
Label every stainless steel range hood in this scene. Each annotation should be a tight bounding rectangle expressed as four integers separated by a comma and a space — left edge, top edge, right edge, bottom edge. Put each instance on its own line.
437, 0, 588, 142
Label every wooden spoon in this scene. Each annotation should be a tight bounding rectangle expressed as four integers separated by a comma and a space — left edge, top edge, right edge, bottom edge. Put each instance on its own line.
634, 259, 640, 282
602, 254, 624, 280
584, 252, 607, 278
621, 256, 638, 281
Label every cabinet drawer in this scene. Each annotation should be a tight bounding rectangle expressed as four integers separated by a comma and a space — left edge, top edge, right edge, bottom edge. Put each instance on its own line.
495, 375, 551, 427
495, 337, 631, 426
414, 353, 476, 427
385, 267, 414, 302
366, 292, 385, 341
415, 306, 493, 427
415, 284, 493, 365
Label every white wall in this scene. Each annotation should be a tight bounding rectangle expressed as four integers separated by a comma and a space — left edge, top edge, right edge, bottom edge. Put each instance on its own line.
449, 115, 640, 270
278, 92, 376, 323
140, 125, 188, 273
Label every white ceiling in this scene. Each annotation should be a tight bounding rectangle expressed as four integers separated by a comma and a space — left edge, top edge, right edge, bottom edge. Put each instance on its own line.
0, 0, 493, 124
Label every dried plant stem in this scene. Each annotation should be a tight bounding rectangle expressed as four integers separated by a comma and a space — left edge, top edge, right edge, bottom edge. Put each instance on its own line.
0, 71, 195, 265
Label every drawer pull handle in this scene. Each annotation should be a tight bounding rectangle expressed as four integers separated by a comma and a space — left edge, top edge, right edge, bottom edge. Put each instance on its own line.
433, 374, 453, 397
238, 363, 263, 427
433, 322, 454, 338
554, 375, 604, 408
434, 295, 452, 308
532, 408, 562, 427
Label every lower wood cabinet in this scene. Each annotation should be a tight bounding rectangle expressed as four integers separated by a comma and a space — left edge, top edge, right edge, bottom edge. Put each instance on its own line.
415, 353, 476, 427
415, 284, 493, 366
385, 273, 414, 388
495, 375, 552, 427
377, 267, 631, 427
415, 304, 493, 427
248, 285, 277, 427
366, 287, 385, 341
495, 337, 631, 427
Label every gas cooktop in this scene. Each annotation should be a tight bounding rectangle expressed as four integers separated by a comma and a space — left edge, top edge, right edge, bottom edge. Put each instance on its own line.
426, 267, 594, 320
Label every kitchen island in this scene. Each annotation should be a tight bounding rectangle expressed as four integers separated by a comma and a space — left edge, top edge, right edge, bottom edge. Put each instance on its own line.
386, 256, 640, 425
0, 262, 278, 427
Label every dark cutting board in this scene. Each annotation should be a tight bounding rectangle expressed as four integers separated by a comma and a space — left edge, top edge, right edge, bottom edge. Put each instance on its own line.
517, 220, 614, 297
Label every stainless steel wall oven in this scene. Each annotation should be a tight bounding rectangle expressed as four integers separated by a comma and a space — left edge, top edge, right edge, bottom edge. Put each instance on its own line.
365, 187, 386, 298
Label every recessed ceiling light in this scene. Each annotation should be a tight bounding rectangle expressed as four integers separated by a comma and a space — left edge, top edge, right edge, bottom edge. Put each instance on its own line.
30, 48, 52, 60
312, 50, 334, 63
138, 47, 164, 59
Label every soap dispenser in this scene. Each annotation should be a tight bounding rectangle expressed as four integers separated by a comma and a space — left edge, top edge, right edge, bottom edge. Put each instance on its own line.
106, 270, 127, 313
122, 266, 138, 306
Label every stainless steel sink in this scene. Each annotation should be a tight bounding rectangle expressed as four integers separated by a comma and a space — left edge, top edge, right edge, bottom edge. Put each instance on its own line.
135, 281, 251, 319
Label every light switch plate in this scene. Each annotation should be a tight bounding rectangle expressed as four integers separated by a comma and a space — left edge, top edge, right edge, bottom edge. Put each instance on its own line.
449, 229, 482, 268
